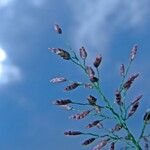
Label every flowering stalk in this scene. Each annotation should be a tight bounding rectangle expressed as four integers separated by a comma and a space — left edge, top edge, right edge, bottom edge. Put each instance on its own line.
50, 24, 149, 150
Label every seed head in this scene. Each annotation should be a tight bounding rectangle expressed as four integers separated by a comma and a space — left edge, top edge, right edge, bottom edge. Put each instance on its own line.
79, 46, 87, 60
87, 95, 97, 105
110, 142, 115, 150
64, 131, 83, 136
94, 105, 101, 113
84, 83, 93, 89
49, 48, 70, 60
131, 45, 138, 60
90, 76, 99, 83
64, 83, 80, 91
70, 110, 91, 120
143, 137, 149, 150
54, 24, 62, 34
123, 73, 139, 90
82, 138, 96, 145
93, 139, 109, 150
115, 90, 123, 105
86, 120, 102, 129
143, 109, 150, 123
59, 104, 73, 110
86, 66, 95, 78
120, 64, 125, 76
112, 124, 123, 132
94, 55, 102, 68
128, 101, 139, 118
131, 95, 143, 105
53, 99, 72, 105
50, 77, 67, 83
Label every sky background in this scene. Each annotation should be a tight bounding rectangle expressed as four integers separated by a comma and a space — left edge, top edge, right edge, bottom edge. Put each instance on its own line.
0, 0, 150, 149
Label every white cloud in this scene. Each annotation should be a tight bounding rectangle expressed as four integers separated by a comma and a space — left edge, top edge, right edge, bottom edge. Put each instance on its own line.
0, 63, 21, 85
0, 0, 15, 7
0, 47, 22, 85
67, 0, 149, 50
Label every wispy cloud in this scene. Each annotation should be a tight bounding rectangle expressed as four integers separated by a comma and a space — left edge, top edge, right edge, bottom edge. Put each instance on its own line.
0, 63, 21, 85
67, 0, 149, 50
0, 0, 15, 7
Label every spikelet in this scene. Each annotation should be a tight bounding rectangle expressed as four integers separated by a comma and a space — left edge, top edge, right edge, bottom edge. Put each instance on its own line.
86, 66, 95, 78
93, 139, 109, 150
64, 83, 80, 91
54, 24, 62, 34
79, 46, 87, 60
120, 64, 125, 76
143, 109, 150, 123
94, 55, 102, 68
82, 138, 96, 145
86, 120, 102, 129
84, 83, 93, 89
94, 105, 101, 113
90, 77, 99, 83
143, 137, 149, 150
64, 131, 83, 136
49, 48, 70, 60
53, 99, 72, 105
130, 45, 138, 60
70, 110, 91, 120
110, 142, 115, 150
87, 95, 97, 105
59, 104, 73, 110
123, 73, 139, 90
112, 124, 123, 132
128, 101, 139, 118
50, 77, 67, 83
131, 95, 143, 105
115, 90, 123, 105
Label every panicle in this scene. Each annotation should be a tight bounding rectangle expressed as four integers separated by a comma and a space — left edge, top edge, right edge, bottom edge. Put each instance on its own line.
87, 95, 97, 105
64, 82, 80, 91
94, 55, 102, 68
123, 73, 139, 90
86, 66, 95, 78
128, 101, 139, 118
110, 142, 115, 150
131, 45, 138, 60
53, 99, 72, 105
70, 110, 91, 120
50, 77, 67, 83
112, 124, 123, 132
79, 46, 87, 60
64, 131, 83, 136
86, 120, 102, 129
54, 24, 62, 34
82, 138, 96, 145
143, 109, 150, 122
49, 48, 70, 60
120, 64, 125, 76
115, 90, 123, 105
93, 139, 109, 150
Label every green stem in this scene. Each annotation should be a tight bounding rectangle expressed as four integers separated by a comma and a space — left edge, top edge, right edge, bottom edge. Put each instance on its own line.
138, 122, 147, 142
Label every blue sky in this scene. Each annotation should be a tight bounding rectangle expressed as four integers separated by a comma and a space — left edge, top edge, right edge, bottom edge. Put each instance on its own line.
0, 0, 150, 149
